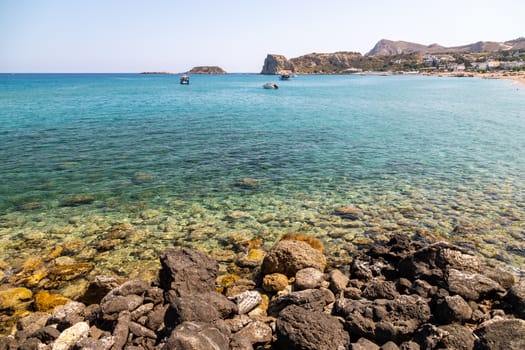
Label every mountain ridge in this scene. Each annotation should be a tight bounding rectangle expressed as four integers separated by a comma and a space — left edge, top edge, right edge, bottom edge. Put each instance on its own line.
367, 38, 525, 56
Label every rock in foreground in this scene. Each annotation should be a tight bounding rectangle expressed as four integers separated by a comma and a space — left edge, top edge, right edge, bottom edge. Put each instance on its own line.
1, 233, 523, 350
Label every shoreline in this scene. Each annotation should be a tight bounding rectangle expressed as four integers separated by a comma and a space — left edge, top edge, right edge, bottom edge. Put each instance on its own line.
1, 233, 524, 349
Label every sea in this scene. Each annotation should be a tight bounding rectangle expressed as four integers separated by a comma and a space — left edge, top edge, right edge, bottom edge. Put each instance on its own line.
0, 73, 524, 285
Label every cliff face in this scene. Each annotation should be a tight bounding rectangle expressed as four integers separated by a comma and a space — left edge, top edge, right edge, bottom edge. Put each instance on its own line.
291, 52, 364, 73
261, 52, 385, 74
261, 54, 295, 74
187, 66, 227, 74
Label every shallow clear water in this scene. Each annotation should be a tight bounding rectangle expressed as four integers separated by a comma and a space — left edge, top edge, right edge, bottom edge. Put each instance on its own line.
0, 73, 524, 281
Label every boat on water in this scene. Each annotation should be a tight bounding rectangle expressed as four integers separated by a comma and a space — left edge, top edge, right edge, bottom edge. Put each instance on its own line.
263, 82, 279, 89
180, 75, 190, 84
279, 74, 291, 80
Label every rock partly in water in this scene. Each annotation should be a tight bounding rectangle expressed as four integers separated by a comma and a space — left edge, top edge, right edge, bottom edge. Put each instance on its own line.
187, 66, 227, 74
261, 54, 295, 74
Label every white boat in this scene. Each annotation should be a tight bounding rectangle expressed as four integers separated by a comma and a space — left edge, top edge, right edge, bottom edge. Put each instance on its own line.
180, 75, 190, 84
263, 82, 279, 89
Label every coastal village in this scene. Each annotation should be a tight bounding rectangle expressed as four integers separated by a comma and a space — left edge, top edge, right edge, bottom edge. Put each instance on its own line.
260, 38, 525, 82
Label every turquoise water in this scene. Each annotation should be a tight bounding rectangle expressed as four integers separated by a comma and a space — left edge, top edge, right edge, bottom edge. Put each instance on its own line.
0, 73, 524, 282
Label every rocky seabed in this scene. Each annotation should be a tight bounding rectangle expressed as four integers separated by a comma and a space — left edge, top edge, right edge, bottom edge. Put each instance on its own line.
1, 234, 525, 350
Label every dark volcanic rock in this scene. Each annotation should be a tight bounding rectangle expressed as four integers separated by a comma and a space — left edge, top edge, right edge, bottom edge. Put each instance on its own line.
474, 318, 525, 350
438, 324, 475, 350
166, 290, 237, 324
362, 279, 399, 300
268, 288, 335, 316
276, 305, 350, 350
434, 295, 472, 324
446, 269, 504, 301
159, 248, 218, 295
334, 295, 431, 343
166, 321, 230, 350
505, 278, 525, 318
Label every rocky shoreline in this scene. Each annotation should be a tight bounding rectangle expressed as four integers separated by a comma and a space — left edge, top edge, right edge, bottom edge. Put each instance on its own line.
1, 233, 524, 350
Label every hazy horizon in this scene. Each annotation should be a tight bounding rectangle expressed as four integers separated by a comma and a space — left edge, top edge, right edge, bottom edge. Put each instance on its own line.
1, 0, 523, 73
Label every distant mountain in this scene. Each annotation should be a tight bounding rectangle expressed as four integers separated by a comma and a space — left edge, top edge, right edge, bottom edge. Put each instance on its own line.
367, 38, 525, 56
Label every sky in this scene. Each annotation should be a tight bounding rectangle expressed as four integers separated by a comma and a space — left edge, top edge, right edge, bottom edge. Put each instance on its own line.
0, 0, 523, 73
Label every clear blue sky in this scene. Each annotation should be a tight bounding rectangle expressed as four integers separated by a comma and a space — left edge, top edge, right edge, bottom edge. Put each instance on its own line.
1, 0, 523, 73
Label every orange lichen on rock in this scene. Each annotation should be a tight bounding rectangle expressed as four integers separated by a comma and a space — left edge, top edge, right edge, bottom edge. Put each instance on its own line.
34, 291, 70, 312
280, 232, 324, 253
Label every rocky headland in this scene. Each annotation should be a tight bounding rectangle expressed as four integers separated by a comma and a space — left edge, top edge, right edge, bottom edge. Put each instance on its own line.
1, 233, 525, 350
261, 38, 525, 75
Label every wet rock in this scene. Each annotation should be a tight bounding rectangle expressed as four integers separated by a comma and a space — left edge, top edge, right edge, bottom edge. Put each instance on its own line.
334, 205, 364, 220
48, 263, 94, 282
446, 269, 504, 301
159, 248, 218, 295
34, 291, 71, 312
52, 321, 89, 350
474, 318, 525, 350
166, 321, 230, 350
268, 288, 335, 316
328, 269, 349, 294
234, 178, 259, 190
237, 249, 266, 268
294, 267, 325, 290
229, 290, 262, 315
276, 305, 350, 350
0, 287, 33, 311
280, 233, 324, 253
262, 273, 289, 293
505, 278, 525, 318
61, 195, 95, 206
261, 240, 326, 278
434, 295, 472, 324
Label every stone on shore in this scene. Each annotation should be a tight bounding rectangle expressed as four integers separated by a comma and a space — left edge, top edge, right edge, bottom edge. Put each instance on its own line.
261, 239, 326, 277
159, 248, 218, 295
276, 305, 350, 350
166, 321, 230, 350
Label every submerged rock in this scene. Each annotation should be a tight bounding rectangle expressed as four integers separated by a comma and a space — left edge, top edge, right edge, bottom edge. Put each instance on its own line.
61, 195, 95, 206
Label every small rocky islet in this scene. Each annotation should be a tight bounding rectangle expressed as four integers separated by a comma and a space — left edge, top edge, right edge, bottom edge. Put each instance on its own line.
1, 233, 525, 350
